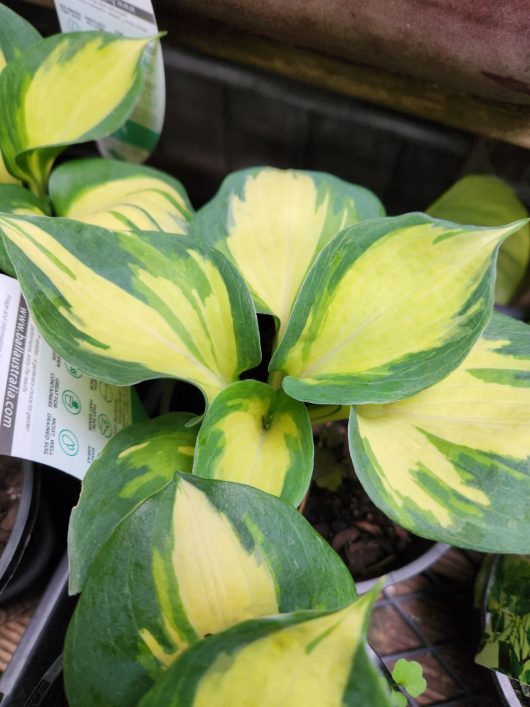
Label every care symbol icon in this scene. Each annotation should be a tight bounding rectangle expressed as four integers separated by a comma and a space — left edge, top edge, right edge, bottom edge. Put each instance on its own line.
62, 390, 81, 415
59, 429, 79, 456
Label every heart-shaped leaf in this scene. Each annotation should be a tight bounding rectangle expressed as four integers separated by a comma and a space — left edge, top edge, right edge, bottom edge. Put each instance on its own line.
270, 213, 527, 405
138, 589, 392, 707
193, 380, 313, 505
0, 31, 155, 194
0, 215, 261, 403
349, 313, 530, 552
191, 167, 384, 337
64, 473, 356, 706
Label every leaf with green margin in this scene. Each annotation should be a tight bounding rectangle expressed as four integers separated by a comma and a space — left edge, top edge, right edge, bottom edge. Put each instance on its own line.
0, 31, 155, 195
0, 4, 41, 68
428, 175, 530, 305
0, 184, 47, 275
349, 313, 530, 553
138, 588, 392, 707
476, 554, 530, 684
0, 215, 261, 403
0, 4, 41, 186
270, 213, 527, 405
50, 157, 193, 234
64, 473, 357, 707
68, 413, 197, 595
193, 380, 313, 506
190, 167, 384, 338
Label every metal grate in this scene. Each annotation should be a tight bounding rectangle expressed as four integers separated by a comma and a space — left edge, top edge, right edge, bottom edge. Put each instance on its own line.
369, 548, 502, 706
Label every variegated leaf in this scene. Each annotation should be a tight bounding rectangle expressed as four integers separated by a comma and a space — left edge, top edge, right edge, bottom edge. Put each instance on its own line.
349, 313, 530, 552
193, 380, 313, 506
0, 31, 155, 195
64, 473, 357, 707
0, 215, 260, 403
475, 554, 530, 684
191, 167, 384, 337
270, 213, 527, 405
138, 589, 393, 707
0, 4, 41, 186
50, 157, 193, 234
428, 175, 530, 305
0, 184, 47, 275
69, 413, 197, 595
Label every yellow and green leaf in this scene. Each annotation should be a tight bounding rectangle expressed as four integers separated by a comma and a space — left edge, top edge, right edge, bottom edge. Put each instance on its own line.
428, 175, 530, 305
0, 215, 260, 403
0, 184, 47, 275
0, 4, 41, 186
138, 589, 394, 707
193, 380, 313, 506
475, 554, 530, 683
191, 167, 384, 337
349, 313, 530, 552
50, 157, 193, 234
68, 413, 198, 595
64, 473, 357, 707
270, 213, 527, 405
0, 31, 155, 195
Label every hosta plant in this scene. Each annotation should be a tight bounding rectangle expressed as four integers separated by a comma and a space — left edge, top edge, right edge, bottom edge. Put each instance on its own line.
1, 5, 530, 706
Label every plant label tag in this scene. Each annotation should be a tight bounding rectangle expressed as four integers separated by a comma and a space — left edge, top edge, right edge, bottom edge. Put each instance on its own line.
0, 275, 133, 479
53, 0, 165, 163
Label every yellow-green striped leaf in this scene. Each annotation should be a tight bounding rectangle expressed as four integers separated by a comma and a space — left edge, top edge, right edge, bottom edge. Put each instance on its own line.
0, 4, 41, 186
0, 215, 260, 403
138, 589, 393, 707
349, 313, 530, 552
50, 157, 193, 234
428, 175, 530, 305
68, 413, 197, 595
191, 167, 384, 337
193, 380, 313, 506
64, 473, 357, 707
270, 213, 527, 405
0, 31, 155, 195
475, 554, 530, 683
0, 184, 47, 275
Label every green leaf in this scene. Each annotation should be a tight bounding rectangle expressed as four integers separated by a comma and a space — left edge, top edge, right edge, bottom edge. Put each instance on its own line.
0, 31, 156, 194
0, 4, 41, 186
476, 554, 530, 684
193, 380, 313, 506
391, 659, 427, 698
270, 213, 527, 405
428, 175, 530, 305
68, 413, 197, 595
138, 589, 393, 707
191, 167, 384, 337
0, 215, 261, 403
349, 313, 530, 553
64, 473, 357, 706
0, 184, 47, 274
50, 157, 193, 234
0, 4, 41, 68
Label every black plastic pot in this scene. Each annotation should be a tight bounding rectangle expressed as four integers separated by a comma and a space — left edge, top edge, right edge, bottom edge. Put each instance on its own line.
0, 459, 43, 603
0, 555, 75, 706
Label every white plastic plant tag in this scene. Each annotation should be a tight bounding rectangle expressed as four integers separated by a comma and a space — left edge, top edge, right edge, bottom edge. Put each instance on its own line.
0, 276, 133, 479
54, 0, 165, 162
